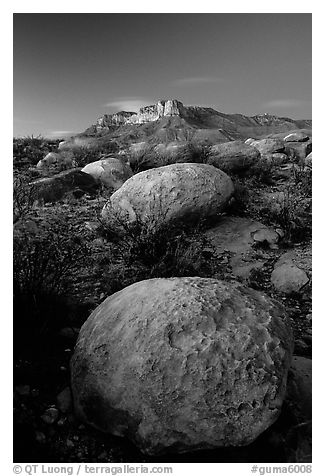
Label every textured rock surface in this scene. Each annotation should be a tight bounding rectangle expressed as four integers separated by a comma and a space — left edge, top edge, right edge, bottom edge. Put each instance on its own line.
271, 264, 309, 294
95, 100, 186, 129
82, 157, 133, 191
101, 163, 234, 229
208, 141, 260, 174
250, 139, 285, 155
271, 248, 311, 295
71, 277, 294, 455
36, 151, 76, 172
204, 217, 282, 279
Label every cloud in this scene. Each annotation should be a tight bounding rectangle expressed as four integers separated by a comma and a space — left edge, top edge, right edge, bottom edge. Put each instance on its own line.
46, 130, 76, 138
173, 76, 224, 86
103, 98, 152, 113
262, 99, 308, 109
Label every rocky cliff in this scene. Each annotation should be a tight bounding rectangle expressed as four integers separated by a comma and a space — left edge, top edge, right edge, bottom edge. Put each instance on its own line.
95, 100, 187, 131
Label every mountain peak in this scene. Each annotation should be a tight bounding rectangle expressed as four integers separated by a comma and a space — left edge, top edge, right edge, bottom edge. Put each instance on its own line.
95, 99, 186, 131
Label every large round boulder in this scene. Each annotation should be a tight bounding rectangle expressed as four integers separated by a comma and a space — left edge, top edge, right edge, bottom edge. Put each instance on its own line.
207, 141, 260, 174
101, 163, 234, 229
81, 157, 133, 191
70, 277, 294, 455
250, 139, 285, 155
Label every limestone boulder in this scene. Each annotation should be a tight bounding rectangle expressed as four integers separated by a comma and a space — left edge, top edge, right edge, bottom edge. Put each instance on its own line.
271, 248, 311, 294
82, 157, 133, 191
71, 277, 294, 455
101, 163, 234, 229
207, 141, 260, 174
250, 139, 285, 155
284, 132, 310, 143
36, 151, 76, 173
271, 264, 309, 294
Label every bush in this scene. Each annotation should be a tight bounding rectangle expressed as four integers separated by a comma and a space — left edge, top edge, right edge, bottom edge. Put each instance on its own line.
13, 172, 37, 223
129, 141, 211, 173
249, 157, 276, 185
291, 164, 312, 198
13, 136, 60, 168
13, 211, 91, 350
97, 205, 214, 294
71, 143, 119, 168
258, 187, 311, 244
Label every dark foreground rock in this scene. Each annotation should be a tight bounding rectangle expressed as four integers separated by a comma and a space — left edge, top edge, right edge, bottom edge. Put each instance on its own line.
71, 277, 293, 456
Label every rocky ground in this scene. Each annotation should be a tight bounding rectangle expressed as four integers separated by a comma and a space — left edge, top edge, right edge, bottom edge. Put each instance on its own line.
13, 136, 312, 463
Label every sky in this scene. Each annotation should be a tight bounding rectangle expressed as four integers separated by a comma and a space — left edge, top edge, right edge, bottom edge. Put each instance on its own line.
13, 13, 312, 138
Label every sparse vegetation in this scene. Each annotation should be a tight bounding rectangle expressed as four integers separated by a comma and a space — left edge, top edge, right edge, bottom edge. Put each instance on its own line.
13, 172, 36, 223
13, 135, 60, 168
13, 125, 312, 464
96, 203, 214, 294
71, 143, 119, 168
13, 210, 92, 352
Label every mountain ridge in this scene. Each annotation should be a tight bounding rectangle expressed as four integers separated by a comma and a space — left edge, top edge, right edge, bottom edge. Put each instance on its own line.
61, 99, 311, 150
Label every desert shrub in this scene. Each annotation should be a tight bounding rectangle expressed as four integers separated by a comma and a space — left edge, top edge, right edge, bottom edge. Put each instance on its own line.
258, 187, 311, 244
128, 144, 158, 173
13, 172, 37, 223
129, 141, 211, 173
249, 156, 276, 184
97, 204, 214, 294
178, 142, 210, 164
70, 145, 117, 168
13, 136, 60, 168
291, 164, 312, 198
13, 211, 91, 350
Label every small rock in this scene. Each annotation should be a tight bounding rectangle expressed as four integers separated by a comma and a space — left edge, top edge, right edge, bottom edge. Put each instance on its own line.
56, 387, 72, 414
271, 263, 309, 294
41, 407, 59, 425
